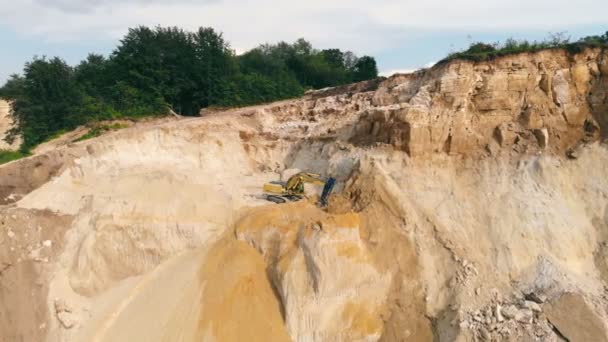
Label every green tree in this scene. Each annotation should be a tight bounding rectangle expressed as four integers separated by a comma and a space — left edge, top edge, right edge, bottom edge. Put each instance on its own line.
0, 75, 26, 144
191, 27, 238, 109
1, 25, 384, 151
237, 48, 303, 101
321, 49, 345, 69
3, 57, 87, 150
352, 56, 378, 82
75, 54, 111, 97
110, 26, 194, 114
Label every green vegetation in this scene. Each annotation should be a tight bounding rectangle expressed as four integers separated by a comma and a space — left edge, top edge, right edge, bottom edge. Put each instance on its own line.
442, 31, 608, 63
73, 123, 129, 142
0, 26, 379, 152
0, 150, 29, 165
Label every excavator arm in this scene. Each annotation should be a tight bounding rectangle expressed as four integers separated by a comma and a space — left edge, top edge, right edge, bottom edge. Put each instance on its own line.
285, 172, 327, 193
263, 172, 335, 207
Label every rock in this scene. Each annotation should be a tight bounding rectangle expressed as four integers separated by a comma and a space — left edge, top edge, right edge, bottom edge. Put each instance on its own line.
42, 240, 52, 248
544, 293, 608, 342
371, 121, 381, 136
525, 292, 547, 304
583, 118, 600, 139
539, 73, 551, 94
484, 308, 492, 319
54, 299, 72, 313
494, 123, 519, 147
495, 304, 504, 322
533, 128, 549, 149
498, 326, 511, 335
7, 230, 14, 238
480, 327, 491, 341
515, 309, 533, 323
56, 312, 76, 329
501, 305, 519, 319
485, 142, 500, 156
566, 144, 585, 159
524, 300, 542, 312
28, 249, 40, 260
54, 298, 77, 329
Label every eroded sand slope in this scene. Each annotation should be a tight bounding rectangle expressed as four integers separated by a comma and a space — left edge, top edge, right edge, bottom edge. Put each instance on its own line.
1, 47, 608, 341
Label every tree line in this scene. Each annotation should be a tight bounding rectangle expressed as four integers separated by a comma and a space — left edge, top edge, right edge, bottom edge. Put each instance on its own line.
0, 26, 379, 151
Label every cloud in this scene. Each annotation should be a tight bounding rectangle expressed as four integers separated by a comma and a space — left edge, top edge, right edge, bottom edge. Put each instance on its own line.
30, 0, 213, 13
1, 0, 606, 54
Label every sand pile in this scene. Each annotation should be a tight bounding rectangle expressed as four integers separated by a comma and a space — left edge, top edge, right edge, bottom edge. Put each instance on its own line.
1, 47, 608, 341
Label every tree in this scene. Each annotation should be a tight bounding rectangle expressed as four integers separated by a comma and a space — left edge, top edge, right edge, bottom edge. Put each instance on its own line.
75, 54, 110, 96
1, 25, 384, 151
321, 49, 345, 69
352, 56, 378, 82
191, 27, 237, 109
237, 48, 303, 101
237, 38, 376, 90
3, 57, 87, 149
0, 74, 25, 100
0, 75, 26, 145
110, 26, 195, 115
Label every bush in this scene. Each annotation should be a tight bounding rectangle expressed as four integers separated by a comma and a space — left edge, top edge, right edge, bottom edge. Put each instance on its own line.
442, 31, 608, 63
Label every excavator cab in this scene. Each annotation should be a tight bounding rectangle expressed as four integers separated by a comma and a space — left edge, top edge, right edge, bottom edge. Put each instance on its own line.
263, 172, 336, 207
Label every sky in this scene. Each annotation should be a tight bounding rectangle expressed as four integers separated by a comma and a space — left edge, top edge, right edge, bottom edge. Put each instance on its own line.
0, 0, 607, 84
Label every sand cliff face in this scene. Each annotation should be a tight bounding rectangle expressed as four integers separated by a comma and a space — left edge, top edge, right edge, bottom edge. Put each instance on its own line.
0, 100, 20, 151
1, 48, 607, 342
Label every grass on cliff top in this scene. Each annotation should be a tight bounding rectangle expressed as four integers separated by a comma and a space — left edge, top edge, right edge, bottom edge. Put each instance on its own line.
73, 122, 129, 142
0, 150, 29, 165
440, 31, 608, 64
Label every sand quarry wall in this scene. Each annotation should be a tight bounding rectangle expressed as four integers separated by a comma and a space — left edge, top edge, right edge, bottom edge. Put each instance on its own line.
0, 47, 607, 342
0, 100, 20, 150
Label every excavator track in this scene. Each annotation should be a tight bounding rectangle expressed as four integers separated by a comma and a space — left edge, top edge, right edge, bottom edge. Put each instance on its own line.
265, 195, 287, 204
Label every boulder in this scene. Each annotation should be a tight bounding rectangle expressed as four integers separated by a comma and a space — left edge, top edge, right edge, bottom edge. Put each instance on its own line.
544, 293, 608, 342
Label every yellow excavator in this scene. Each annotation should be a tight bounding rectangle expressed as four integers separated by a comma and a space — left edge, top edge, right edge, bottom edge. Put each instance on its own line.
263, 172, 336, 207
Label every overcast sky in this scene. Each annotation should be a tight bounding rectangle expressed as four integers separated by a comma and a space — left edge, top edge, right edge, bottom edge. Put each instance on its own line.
1, 0, 606, 84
